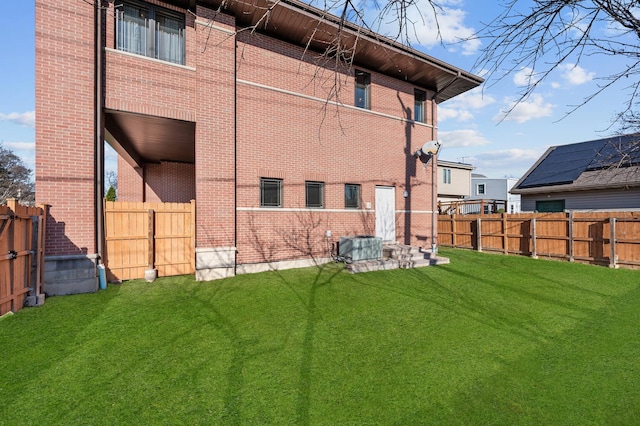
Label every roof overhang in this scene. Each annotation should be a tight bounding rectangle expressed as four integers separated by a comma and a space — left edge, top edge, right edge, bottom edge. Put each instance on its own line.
105, 110, 195, 166
183, 0, 483, 103
438, 160, 474, 170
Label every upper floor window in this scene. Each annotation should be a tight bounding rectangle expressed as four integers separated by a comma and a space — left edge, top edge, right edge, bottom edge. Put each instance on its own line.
345, 184, 361, 209
477, 183, 485, 195
355, 70, 371, 109
116, 1, 185, 65
306, 181, 324, 208
260, 178, 283, 207
443, 168, 452, 184
414, 89, 426, 123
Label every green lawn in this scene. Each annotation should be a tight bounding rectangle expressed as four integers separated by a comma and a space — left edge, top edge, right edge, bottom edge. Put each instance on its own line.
2, 248, 640, 425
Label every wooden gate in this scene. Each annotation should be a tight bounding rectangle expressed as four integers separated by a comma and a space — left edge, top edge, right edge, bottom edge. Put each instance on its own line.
0, 200, 46, 315
104, 201, 195, 281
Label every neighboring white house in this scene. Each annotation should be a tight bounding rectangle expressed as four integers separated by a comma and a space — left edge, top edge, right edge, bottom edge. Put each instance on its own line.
437, 160, 474, 202
470, 174, 521, 213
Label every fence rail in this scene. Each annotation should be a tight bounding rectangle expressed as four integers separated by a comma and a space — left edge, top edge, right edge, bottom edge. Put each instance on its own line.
0, 200, 46, 315
438, 211, 640, 268
439, 199, 507, 215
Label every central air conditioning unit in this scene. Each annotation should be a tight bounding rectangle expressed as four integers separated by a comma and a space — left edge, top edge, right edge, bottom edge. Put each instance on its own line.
339, 236, 383, 262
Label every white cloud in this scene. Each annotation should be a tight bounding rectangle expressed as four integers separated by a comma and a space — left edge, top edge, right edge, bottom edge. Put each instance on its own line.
439, 87, 495, 122
439, 129, 491, 147
493, 94, 554, 123
4, 141, 35, 152
368, 1, 480, 55
470, 148, 541, 177
438, 107, 473, 122
513, 67, 536, 87
558, 63, 595, 85
0, 111, 35, 128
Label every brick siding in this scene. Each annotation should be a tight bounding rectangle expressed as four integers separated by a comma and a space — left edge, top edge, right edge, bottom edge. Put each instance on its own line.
37, 0, 439, 266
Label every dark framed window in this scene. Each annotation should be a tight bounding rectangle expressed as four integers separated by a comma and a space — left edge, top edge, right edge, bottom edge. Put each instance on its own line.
345, 184, 361, 209
306, 181, 324, 208
477, 183, 485, 195
260, 178, 283, 207
414, 89, 426, 123
443, 168, 452, 184
116, 1, 185, 65
355, 70, 371, 109
536, 200, 565, 213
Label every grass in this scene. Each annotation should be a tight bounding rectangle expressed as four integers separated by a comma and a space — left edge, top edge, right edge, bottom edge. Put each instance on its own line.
1, 248, 640, 425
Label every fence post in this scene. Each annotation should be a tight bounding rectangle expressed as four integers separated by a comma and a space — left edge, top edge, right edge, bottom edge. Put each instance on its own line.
477, 218, 482, 252
568, 211, 574, 262
37, 205, 48, 298
190, 199, 196, 273
609, 217, 617, 268
451, 214, 457, 248
531, 218, 537, 259
144, 209, 157, 282
502, 214, 508, 254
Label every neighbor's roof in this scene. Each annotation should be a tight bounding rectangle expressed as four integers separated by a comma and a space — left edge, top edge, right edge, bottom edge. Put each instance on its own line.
168, 0, 483, 103
512, 134, 640, 194
438, 160, 474, 170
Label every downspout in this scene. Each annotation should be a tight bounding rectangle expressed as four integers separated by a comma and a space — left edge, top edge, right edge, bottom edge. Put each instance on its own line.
95, 0, 105, 265
233, 37, 238, 275
430, 93, 439, 254
428, 71, 460, 254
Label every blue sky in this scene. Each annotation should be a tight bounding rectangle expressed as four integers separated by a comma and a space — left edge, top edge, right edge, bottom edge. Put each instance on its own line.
1, 1, 635, 179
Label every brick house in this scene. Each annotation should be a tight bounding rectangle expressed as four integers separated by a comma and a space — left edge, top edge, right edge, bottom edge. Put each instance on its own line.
36, 0, 482, 294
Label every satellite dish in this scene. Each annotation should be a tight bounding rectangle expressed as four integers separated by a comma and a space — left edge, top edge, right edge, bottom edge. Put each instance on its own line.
421, 140, 441, 155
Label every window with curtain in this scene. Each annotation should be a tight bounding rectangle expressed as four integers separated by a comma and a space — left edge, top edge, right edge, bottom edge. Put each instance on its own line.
116, 1, 185, 65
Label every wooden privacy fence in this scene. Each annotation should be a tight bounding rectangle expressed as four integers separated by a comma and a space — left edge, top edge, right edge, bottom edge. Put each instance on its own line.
438, 211, 640, 268
104, 201, 196, 281
0, 200, 46, 315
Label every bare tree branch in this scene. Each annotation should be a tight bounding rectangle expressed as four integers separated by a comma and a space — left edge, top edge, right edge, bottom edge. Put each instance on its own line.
474, 0, 640, 131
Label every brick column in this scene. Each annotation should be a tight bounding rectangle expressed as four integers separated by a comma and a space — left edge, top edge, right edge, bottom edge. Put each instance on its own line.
36, 0, 99, 294
193, 7, 237, 280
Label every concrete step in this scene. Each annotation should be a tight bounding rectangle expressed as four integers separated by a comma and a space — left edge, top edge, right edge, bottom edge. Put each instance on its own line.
344, 244, 449, 273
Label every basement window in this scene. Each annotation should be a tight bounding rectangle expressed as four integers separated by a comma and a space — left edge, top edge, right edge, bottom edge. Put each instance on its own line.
116, 1, 185, 65
306, 181, 324, 208
260, 178, 283, 207
345, 184, 361, 209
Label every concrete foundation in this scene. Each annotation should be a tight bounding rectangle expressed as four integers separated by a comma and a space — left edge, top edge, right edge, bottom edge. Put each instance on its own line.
43, 254, 99, 296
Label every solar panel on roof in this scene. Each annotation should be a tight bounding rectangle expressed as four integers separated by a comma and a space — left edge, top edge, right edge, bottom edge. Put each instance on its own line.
586, 134, 640, 170
518, 140, 604, 188
517, 134, 640, 189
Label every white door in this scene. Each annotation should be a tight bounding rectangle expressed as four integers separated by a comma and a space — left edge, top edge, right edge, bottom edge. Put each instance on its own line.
375, 186, 396, 242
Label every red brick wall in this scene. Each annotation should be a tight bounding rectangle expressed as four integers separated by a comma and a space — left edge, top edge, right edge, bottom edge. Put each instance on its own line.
36, 0, 97, 255
193, 5, 237, 249
233, 32, 437, 264
145, 162, 195, 203
38, 0, 439, 266
117, 157, 143, 201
